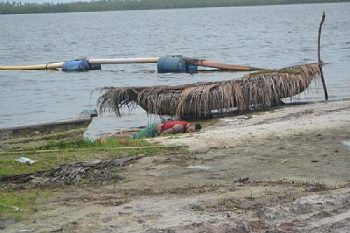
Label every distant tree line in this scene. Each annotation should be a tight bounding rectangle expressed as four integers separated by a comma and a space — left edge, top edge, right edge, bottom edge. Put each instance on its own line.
0, 0, 349, 14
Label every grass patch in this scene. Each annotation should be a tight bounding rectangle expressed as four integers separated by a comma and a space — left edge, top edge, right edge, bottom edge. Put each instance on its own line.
0, 188, 55, 220
40, 137, 157, 150
0, 137, 181, 178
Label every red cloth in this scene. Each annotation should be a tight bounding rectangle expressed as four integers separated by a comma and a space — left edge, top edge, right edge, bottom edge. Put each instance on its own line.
161, 121, 190, 131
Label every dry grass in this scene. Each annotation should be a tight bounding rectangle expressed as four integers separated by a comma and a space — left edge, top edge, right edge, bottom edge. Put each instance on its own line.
98, 64, 320, 118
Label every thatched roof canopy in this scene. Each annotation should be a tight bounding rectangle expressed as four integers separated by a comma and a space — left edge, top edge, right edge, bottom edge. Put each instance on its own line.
98, 64, 320, 118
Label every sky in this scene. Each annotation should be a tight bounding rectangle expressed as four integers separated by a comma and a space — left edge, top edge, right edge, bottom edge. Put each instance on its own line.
0, 0, 91, 3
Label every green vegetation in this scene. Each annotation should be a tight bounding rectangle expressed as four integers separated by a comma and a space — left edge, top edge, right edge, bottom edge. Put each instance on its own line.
0, 135, 184, 220
40, 137, 148, 150
0, 137, 176, 177
0, 0, 349, 14
0, 188, 55, 220
0, 137, 180, 220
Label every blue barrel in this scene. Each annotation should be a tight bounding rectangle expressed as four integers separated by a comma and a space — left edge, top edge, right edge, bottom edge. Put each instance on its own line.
62, 60, 90, 72
187, 64, 198, 73
157, 55, 198, 73
157, 55, 187, 73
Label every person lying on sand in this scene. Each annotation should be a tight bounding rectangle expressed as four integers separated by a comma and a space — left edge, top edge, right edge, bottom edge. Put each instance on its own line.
133, 120, 201, 139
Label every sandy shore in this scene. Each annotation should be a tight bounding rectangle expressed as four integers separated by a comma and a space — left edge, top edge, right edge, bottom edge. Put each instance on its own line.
3, 100, 350, 233
153, 99, 350, 152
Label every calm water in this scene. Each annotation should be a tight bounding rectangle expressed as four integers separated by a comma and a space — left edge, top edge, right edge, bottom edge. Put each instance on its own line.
0, 3, 349, 137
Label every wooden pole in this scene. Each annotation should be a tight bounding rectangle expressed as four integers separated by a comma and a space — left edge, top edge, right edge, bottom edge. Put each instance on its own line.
184, 58, 262, 71
0, 58, 159, 70
88, 57, 159, 64
318, 12, 328, 101
0, 62, 63, 70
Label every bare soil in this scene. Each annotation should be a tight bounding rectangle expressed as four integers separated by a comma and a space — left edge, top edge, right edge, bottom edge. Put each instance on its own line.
2, 100, 350, 233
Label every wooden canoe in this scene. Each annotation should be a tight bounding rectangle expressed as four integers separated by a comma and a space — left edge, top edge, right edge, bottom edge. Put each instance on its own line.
0, 110, 97, 150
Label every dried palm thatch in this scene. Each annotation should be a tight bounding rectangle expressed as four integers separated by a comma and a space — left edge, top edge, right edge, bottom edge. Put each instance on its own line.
98, 64, 320, 118
1, 156, 142, 185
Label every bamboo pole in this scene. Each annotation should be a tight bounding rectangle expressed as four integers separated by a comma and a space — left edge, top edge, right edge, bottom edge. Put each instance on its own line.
0, 62, 63, 70
88, 57, 159, 64
0, 58, 159, 71
318, 12, 328, 101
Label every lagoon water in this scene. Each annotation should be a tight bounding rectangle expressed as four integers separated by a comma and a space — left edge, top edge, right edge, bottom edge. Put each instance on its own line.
0, 3, 349, 137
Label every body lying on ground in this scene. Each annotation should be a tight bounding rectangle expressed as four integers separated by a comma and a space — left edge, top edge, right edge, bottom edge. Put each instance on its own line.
133, 120, 201, 139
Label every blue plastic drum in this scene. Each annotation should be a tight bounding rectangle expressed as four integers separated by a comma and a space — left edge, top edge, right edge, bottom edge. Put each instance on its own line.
157, 55, 186, 73
62, 60, 90, 72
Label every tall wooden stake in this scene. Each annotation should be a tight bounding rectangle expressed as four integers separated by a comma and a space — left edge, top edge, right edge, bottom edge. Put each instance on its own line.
318, 12, 328, 101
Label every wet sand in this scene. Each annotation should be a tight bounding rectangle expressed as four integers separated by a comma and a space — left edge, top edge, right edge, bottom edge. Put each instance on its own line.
3, 100, 350, 233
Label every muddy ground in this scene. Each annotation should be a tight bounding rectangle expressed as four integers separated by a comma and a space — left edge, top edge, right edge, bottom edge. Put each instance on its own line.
2, 100, 350, 233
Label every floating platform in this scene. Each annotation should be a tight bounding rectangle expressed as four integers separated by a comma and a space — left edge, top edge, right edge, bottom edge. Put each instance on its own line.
0, 56, 261, 73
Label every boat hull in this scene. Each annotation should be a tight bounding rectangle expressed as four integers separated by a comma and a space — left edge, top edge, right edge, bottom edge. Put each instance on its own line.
0, 112, 96, 150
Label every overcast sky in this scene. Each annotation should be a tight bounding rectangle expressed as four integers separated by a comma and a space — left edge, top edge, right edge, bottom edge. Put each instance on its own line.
0, 0, 91, 3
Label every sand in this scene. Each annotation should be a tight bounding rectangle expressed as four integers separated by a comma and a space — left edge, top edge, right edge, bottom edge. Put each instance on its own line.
3, 100, 350, 233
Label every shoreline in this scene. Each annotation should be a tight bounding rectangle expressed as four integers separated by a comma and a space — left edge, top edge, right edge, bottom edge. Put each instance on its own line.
1, 1, 349, 15
152, 99, 350, 152
2, 99, 350, 232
